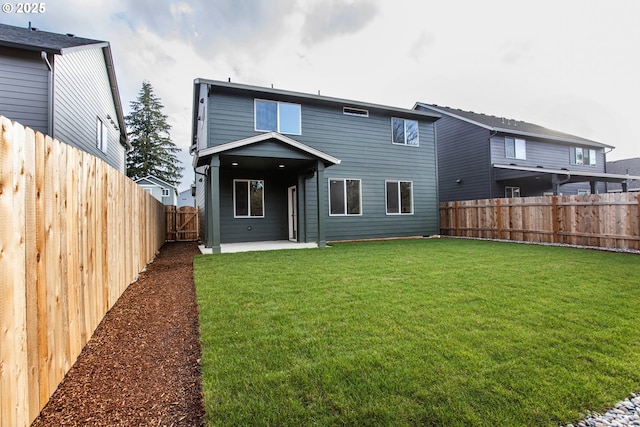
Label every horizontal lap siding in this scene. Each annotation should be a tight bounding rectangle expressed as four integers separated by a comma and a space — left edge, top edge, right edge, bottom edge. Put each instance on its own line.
53, 48, 125, 173
0, 47, 49, 134
490, 136, 607, 195
423, 112, 491, 202
219, 169, 292, 242
208, 92, 439, 241
304, 106, 438, 240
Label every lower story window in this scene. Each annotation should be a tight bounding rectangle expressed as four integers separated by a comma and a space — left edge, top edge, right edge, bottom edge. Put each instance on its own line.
386, 181, 413, 214
234, 179, 264, 217
329, 178, 361, 215
505, 186, 520, 198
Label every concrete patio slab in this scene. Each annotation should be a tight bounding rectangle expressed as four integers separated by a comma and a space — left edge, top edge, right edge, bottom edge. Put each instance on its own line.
198, 241, 318, 254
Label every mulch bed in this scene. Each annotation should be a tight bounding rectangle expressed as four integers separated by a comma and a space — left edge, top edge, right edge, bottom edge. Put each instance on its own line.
32, 242, 205, 427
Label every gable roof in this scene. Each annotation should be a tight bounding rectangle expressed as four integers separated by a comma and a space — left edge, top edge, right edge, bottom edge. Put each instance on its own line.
0, 23, 107, 54
0, 23, 129, 149
607, 157, 640, 176
135, 175, 178, 190
415, 102, 612, 149
194, 132, 341, 168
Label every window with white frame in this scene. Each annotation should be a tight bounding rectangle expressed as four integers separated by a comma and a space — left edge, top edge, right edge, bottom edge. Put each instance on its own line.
96, 117, 108, 153
162, 188, 170, 197
234, 179, 265, 217
392, 118, 419, 146
255, 99, 301, 134
329, 178, 361, 215
343, 106, 369, 117
505, 137, 526, 159
570, 147, 596, 166
505, 186, 521, 198
386, 181, 413, 214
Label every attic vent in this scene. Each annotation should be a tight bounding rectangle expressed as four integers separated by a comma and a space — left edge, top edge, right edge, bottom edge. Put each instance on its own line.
66, 33, 75, 37
343, 107, 369, 117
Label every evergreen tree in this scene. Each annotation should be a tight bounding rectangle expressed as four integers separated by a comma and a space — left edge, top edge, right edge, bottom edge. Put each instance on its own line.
125, 81, 182, 186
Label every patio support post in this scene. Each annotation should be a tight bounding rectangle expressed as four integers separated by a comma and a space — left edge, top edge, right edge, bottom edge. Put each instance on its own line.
206, 155, 221, 253
316, 161, 326, 247
590, 180, 597, 194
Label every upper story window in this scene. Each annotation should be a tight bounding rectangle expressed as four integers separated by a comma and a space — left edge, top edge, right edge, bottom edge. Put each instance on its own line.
162, 188, 170, 197
386, 181, 413, 215
329, 178, 361, 216
392, 118, 419, 146
255, 99, 301, 135
343, 107, 369, 117
96, 117, 108, 153
570, 147, 596, 166
505, 137, 526, 159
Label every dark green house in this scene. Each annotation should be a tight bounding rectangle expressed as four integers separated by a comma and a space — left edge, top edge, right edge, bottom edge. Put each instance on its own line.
191, 80, 440, 253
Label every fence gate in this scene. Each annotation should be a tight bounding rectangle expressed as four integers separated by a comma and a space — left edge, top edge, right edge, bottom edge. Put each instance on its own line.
165, 206, 199, 241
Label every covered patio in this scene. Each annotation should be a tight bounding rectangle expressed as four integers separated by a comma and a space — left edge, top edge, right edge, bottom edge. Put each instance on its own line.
193, 132, 341, 253
493, 163, 640, 194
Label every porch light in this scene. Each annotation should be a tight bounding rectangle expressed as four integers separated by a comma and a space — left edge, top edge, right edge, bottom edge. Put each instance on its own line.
231, 162, 239, 166
278, 164, 285, 168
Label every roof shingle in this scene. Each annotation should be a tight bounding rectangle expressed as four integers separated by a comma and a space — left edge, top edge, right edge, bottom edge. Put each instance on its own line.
0, 23, 106, 54
416, 102, 611, 148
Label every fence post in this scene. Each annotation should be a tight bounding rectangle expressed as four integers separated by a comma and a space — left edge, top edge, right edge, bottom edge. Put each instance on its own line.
496, 199, 502, 240
552, 196, 559, 244
454, 201, 460, 237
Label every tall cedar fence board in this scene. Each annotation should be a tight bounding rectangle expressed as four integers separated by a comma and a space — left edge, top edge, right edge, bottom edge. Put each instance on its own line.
0, 117, 166, 427
440, 193, 640, 251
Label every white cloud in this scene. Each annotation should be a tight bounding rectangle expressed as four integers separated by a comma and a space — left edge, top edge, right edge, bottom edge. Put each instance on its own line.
4, 0, 639, 188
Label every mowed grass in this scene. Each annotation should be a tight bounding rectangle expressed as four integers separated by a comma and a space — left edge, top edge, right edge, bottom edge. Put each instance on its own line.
194, 239, 640, 426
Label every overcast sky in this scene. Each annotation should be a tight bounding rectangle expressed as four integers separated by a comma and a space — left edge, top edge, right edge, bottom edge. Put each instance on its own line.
3, 0, 639, 191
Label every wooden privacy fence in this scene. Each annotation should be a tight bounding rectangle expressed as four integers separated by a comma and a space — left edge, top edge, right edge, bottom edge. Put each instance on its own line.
165, 205, 199, 241
440, 193, 640, 251
0, 117, 166, 427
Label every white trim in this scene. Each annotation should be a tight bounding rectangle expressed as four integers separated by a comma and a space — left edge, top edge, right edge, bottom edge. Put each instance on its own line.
233, 179, 265, 218
194, 132, 341, 168
493, 163, 640, 181
328, 178, 362, 216
385, 180, 414, 215
343, 106, 369, 117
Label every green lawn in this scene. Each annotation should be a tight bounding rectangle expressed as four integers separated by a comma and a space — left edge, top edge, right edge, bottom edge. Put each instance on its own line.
194, 238, 640, 426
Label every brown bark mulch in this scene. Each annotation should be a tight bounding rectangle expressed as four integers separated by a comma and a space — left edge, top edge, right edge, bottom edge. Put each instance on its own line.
32, 242, 205, 427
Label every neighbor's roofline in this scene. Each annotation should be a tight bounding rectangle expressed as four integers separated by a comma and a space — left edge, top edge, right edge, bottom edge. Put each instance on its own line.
414, 102, 614, 149
135, 174, 179, 189
194, 78, 441, 121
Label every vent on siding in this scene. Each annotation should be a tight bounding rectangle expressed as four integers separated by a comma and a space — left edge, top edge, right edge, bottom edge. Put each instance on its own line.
343, 107, 369, 117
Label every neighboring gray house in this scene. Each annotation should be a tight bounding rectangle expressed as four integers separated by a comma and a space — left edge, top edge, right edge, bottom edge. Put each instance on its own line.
606, 158, 640, 192
0, 23, 129, 172
191, 79, 440, 252
178, 187, 196, 207
414, 103, 639, 202
135, 175, 178, 205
